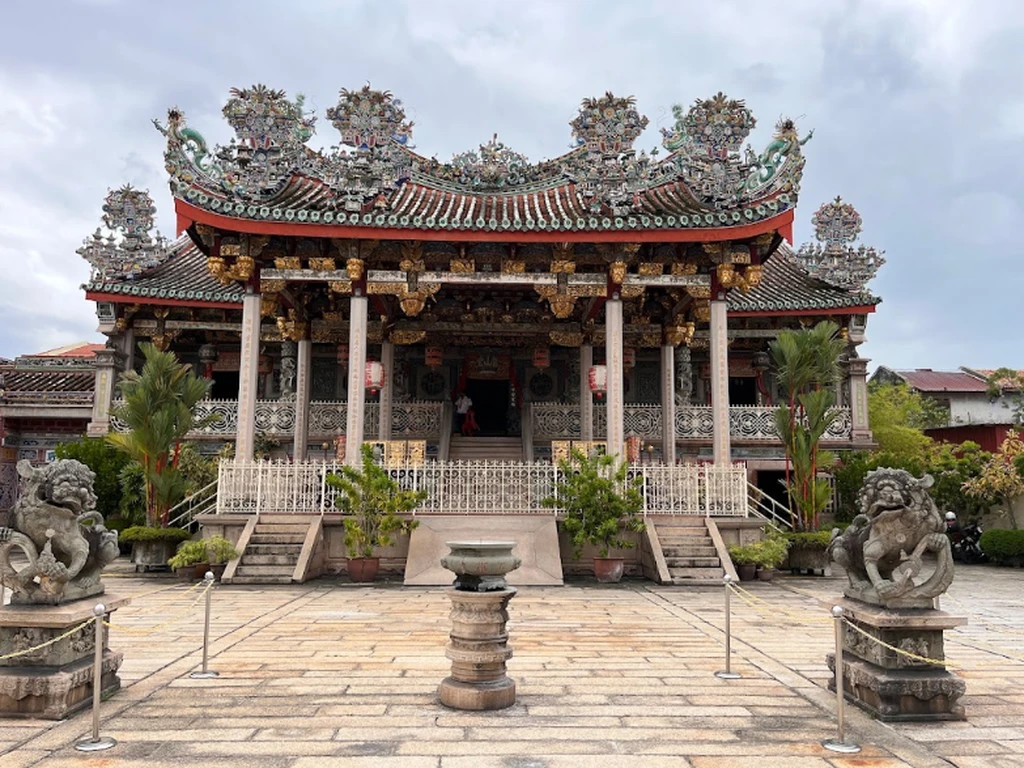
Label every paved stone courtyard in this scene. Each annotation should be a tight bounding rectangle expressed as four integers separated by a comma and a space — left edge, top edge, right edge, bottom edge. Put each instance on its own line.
2, 564, 1023, 767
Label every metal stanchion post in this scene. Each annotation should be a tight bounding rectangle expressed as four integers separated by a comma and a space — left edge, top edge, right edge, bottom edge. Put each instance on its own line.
714, 574, 741, 680
75, 604, 117, 752
189, 571, 219, 679
823, 605, 861, 754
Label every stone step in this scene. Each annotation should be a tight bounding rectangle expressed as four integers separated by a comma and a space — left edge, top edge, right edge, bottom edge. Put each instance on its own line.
659, 537, 714, 548
245, 543, 304, 556
670, 576, 724, 586
253, 524, 310, 535
662, 545, 719, 558
241, 554, 298, 566
665, 556, 721, 568
668, 566, 724, 580
234, 564, 296, 577
248, 534, 306, 545
229, 575, 294, 585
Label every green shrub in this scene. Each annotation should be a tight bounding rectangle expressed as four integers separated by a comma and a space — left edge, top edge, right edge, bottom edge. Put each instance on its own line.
785, 531, 834, 550
167, 539, 209, 569
55, 438, 129, 521
204, 535, 240, 564
728, 544, 759, 566
119, 526, 191, 544
979, 529, 1024, 565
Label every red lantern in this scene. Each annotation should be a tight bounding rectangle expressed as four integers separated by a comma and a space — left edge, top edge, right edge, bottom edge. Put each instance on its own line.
425, 345, 443, 368
365, 360, 385, 394
532, 346, 550, 370
623, 347, 636, 370
336, 343, 349, 367
588, 365, 607, 399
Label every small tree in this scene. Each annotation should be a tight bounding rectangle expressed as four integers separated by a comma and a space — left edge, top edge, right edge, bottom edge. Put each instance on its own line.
984, 368, 1024, 425
55, 438, 129, 521
542, 449, 645, 558
963, 430, 1024, 530
106, 343, 215, 527
770, 321, 846, 531
325, 444, 425, 558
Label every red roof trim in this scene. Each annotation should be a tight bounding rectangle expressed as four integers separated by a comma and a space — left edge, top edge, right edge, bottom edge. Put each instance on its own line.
85, 291, 241, 310
175, 200, 795, 244
728, 304, 877, 318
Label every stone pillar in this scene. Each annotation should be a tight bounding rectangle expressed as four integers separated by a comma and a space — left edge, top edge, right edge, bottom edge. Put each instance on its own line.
293, 338, 312, 461
580, 343, 593, 442
710, 298, 731, 464
86, 347, 121, 437
236, 291, 262, 460
120, 328, 135, 373
345, 295, 368, 465
849, 357, 871, 441
606, 298, 625, 460
661, 344, 676, 465
379, 340, 394, 441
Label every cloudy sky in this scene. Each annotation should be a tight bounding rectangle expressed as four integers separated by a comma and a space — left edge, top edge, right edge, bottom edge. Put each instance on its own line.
1, 0, 1021, 370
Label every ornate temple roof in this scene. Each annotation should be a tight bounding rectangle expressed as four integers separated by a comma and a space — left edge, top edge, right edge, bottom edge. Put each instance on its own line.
0, 346, 98, 406
158, 86, 811, 238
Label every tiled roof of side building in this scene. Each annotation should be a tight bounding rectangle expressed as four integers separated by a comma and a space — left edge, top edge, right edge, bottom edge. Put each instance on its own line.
85, 238, 245, 304
894, 370, 989, 393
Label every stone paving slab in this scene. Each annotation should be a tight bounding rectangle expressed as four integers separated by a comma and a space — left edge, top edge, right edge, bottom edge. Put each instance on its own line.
1, 564, 1022, 765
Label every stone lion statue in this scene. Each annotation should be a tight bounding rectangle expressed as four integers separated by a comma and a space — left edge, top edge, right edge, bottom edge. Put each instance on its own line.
0, 459, 120, 605
828, 468, 954, 608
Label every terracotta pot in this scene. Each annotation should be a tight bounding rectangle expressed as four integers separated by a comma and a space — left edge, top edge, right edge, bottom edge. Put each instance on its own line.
193, 563, 212, 581
347, 557, 380, 583
736, 563, 757, 581
756, 568, 775, 582
593, 557, 625, 583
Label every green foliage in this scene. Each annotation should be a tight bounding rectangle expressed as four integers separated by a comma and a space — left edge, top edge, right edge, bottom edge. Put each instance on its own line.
770, 320, 845, 531
984, 368, 1024, 425
106, 344, 216, 527
175, 444, 219, 494
166, 535, 239, 569
784, 531, 834, 550
117, 461, 148, 526
979, 529, 1024, 565
542, 449, 645, 559
729, 535, 789, 569
119, 526, 191, 543
963, 431, 1024, 530
54, 437, 129, 521
929, 442, 992, 520
325, 445, 425, 558
869, 381, 948, 436
727, 543, 759, 566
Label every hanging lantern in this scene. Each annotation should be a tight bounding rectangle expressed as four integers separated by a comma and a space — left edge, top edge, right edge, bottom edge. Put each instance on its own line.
588, 365, 607, 399
622, 347, 636, 370
336, 343, 349, 367
198, 343, 218, 380
365, 360, 385, 395
425, 344, 444, 368
532, 346, 550, 370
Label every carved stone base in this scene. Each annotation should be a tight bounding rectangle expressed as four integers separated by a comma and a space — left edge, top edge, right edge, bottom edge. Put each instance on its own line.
0, 596, 128, 720
827, 597, 966, 722
439, 587, 517, 711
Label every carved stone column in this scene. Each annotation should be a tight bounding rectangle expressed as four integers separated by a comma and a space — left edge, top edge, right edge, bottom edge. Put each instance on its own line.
120, 328, 135, 373
580, 343, 593, 441
849, 356, 871, 441
379, 340, 394, 441
87, 347, 121, 437
606, 298, 625, 460
710, 298, 731, 464
345, 295, 368, 465
293, 338, 312, 461
279, 340, 297, 400
661, 344, 676, 465
236, 290, 262, 460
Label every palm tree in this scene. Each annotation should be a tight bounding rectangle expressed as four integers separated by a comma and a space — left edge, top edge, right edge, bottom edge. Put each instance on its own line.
770, 321, 846, 530
107, 343, 215, 527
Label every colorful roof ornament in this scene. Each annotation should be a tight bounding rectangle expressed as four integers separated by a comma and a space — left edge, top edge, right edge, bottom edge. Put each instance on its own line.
791, 197, 885, 291
449, 134, 531, 189
327, 85, 413, 150
77, 185, 168, 281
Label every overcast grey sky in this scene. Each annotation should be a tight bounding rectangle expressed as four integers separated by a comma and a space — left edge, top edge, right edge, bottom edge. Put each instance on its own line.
1, 0, 1020, 370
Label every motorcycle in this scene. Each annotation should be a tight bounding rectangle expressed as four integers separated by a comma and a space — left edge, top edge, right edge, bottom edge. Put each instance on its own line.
945, 512, 987, 564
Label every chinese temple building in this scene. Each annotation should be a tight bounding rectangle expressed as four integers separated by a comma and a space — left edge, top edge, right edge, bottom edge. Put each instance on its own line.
13, 85, 887, 583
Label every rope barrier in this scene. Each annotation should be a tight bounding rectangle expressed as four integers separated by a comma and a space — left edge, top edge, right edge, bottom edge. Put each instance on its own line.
840, 617, 960, 669
102, 581, 212, 635
728, 582, 832, 626
0, 617, 97, 661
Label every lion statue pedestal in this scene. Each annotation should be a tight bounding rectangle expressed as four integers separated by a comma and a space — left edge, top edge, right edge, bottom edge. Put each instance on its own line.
826, 468, 966, 721
0, 460, 129, 719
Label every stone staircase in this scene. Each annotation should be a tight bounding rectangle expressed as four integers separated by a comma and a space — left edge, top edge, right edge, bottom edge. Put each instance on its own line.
229, 518, 308, 584
448, 435, 523, 461
655, 518, 725, 585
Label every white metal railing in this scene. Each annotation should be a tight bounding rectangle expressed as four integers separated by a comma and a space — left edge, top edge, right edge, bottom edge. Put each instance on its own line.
531, 403, 853, 442
110, 399, 444, 440
215, 459, 749, 518
167, 480, 218, 530
746, 482, 794, 531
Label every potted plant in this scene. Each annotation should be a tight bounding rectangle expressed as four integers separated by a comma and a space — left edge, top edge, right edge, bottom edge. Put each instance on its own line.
754, 534, 790, 581
167, 539, 209, 580
542, 449, 645, 583
728, 544, 759, 581
204, 535, 240, 581
783, 530, 834, 574
325, 444, 426, 582
120, 526, 191, 571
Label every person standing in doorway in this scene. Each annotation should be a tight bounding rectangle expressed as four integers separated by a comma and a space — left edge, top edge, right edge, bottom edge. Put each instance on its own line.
455, 391, 473, 434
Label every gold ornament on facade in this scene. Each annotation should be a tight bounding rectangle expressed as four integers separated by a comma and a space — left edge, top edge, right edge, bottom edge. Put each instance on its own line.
400, 242, 424, 273
664, 322, 696, 347
549, 295, 576, 319
194, 223, 215, 247
399, 294, 426, 316
638, 331, 662, 348
701, 242, 726, 261
260, 279, 287, 294
693, 299, 711, 323
637, 262, 664, 276
308, 257, 336, 271
534, 284, 557, 300
400, 258, 425, 273
620, 285, 645, 299
206, 255, 228, 282
551, 242, 574, 261
367, 282, 407, 295
274, 255, 301, 270
329, 280, 353, 294
566, 284, 605, 298
717, 263, 738, 289
150, 330, 180, 352
260, 294, 279, 318
389, 330, 427, 345
549, 331, 583, 347
346, 258, 365, 280
500, 259, 525, 274
739, 264, 763, 293
449, 258, 475, 273
550, 259, 576, 274
685, 284, 711, 300
367, 323, 384, 343
276, 309, 308, 342
753, 232, 775, 248
608, 261, 627, 284
671, 262, 699, 276
729, 247, 751, 265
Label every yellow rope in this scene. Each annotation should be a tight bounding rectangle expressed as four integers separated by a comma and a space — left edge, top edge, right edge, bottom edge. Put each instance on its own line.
0, 617, 96, 661
729, 582, 831, 625
841, 617, 960, 669
102, 582, 211, 635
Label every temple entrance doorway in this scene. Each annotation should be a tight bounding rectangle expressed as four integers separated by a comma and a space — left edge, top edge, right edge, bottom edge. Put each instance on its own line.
211, 371, 240, 400
465, 379, 510, 436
